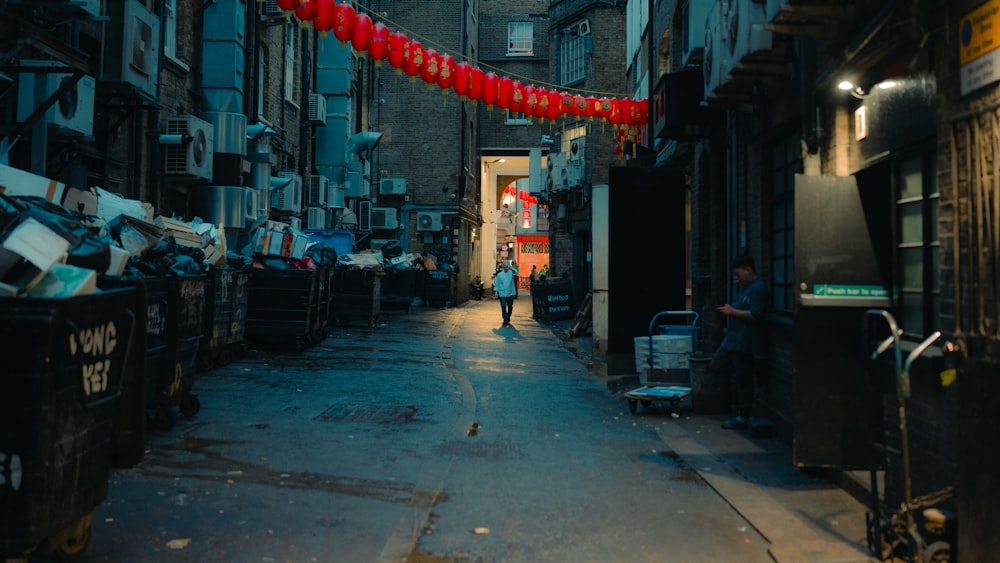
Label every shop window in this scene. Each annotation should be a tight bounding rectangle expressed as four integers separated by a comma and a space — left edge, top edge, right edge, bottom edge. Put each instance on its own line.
508, 22, 534, 56
769, 132, 801, 314
896, 152, 940, 336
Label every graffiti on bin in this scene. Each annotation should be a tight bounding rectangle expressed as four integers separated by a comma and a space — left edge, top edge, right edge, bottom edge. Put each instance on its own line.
148, 302, 166, 335
0, 452, 23, 491
68, 321, 118, 397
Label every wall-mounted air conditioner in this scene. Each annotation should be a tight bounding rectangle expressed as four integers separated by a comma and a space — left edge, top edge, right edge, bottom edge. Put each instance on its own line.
566, 161, 585, 189
379, 178, 407, 195
163, 115, 214, 180
104, 0, 160, 97
371, 207, 399, 230
17, 61, 96, 137
49, 0, 101, 18
288, 217, 302, 231
416, 212, 443, 232
262, 0, 285, 16
727, 0, 779, 77
273, 172, 303, 213
345, 160, 371, 198
547, 156, 569, 192
703, 2, 733, 104
307, 93, 326, 125
681, 0, 711, 68
308, 174, 329, 206
569, 137, 586, 162
307, 207, 329, 229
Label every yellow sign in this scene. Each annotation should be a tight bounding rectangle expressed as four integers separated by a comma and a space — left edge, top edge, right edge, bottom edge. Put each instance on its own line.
960, 0, 1000, 66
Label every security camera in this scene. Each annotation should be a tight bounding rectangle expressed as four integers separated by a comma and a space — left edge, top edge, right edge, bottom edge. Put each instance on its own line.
540, 134, 554, 147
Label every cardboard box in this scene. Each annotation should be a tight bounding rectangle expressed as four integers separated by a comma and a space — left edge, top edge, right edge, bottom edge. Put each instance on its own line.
106, 244, 131, 276
0, 163, 66, 203
24, 262, 97, 298
634, 336, 690, 371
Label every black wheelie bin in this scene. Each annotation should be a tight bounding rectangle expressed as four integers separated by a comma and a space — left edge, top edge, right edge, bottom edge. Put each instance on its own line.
0, 286, 139, 559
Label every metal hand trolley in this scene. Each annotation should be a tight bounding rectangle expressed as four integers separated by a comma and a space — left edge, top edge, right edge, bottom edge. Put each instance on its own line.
863, 309, 956, 562
625, 310, 699, 415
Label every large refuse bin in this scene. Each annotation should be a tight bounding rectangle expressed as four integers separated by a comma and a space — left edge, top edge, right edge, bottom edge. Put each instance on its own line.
199, 268, 250, 368
380, 269, 414, 313
331, 268, 382, 327
245, 268, 323, 351
424, 270, 454, 307
0, 287, 139, 559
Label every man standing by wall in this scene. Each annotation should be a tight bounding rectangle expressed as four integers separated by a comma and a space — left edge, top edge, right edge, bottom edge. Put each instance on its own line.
712, 254, 769, 432
495, 260, 518, 326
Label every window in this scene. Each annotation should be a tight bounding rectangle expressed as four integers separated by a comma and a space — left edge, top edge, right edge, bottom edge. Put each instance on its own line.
163, 0, 178, 61
508, 22, 533, 56
505, 109, 532, 125
896, 151, 940, 336
284, 24, 296, 101
769, 132, 801, 314
561, 30, 586, 84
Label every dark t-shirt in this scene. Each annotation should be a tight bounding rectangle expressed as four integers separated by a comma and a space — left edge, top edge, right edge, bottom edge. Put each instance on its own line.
722, 276, 769, 359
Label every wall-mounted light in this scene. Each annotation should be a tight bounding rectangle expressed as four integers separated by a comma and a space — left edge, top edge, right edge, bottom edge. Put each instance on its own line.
837, 81, 865, 99
486, 158, 506, 166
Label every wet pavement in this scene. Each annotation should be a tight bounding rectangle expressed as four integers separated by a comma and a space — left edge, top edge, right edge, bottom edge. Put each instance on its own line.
57, 293, 872, 562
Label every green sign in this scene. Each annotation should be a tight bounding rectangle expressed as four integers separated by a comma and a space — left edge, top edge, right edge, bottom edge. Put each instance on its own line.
812, 284, 889, 298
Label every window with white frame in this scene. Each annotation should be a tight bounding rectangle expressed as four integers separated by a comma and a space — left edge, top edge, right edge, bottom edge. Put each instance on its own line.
285, 24, 296, 101
561, 30, 586, 84
163, 0, 177, 61
508, 22, 533, 56
562, 125, 586, 153
505, 109, 532, 125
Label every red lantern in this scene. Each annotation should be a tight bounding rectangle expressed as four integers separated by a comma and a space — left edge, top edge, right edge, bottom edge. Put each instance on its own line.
519, 190, 529, 201
331, 2, 356, 43
619, 98, 635, 126
453, 62, 472, 97
369, 22, 389, 62
436, 54, 456, 92
545, 90, 562, 121
599, 97, 615, 121
511, 81, 525, 113
574, 95, 588, 118
403, 39, 424, 78
468, 67, 485, 101
524, 85, 538, 113
636, 99, 649, 126
351, 13, 373, 54
561, 92, 575, 115
293, 1, 317, 27
481, 72, 499, 106
498, 77, 515, 109
387, 32, 407, 70
420, 49, 440, 86
277, 0, 299, 12
314, 0, 335, 34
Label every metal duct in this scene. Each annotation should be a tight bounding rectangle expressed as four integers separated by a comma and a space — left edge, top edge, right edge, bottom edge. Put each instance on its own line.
314, 35, 353, 193
193, 185, 252, 227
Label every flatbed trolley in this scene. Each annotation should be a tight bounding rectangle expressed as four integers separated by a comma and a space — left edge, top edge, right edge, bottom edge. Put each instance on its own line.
625, 310, 699, 415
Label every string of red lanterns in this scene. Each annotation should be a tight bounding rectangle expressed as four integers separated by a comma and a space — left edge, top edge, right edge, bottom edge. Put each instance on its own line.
277, 1, 649, 128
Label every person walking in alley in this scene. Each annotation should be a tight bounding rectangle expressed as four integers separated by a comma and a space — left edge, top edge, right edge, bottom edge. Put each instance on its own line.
495, 260, 518, 325
712, 254, 769, 431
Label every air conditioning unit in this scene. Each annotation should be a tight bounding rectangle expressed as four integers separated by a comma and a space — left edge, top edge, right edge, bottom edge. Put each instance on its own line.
379, 178, 407, 195
416, 212, 443, 232
727, 0, 782, 79
566, 161, 585, 189
308, 174, 329, 207
307, 207, 329, 229
163, 115, 214, 180
47, 0, 101, 18
17, 62, 96, 137
577, 20, 591, 36
547, 156, 569, 192
273, 172, 303, 213
569, 137, 586, 162
357, 200, 372, 232
262, 0, 285, 16
104, 0, 160, 97
307, 93, 326, 124
371, 207, 399, 230
288, 216, 302, 231
680, 0, 711, 68
703, 2, 733, 105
